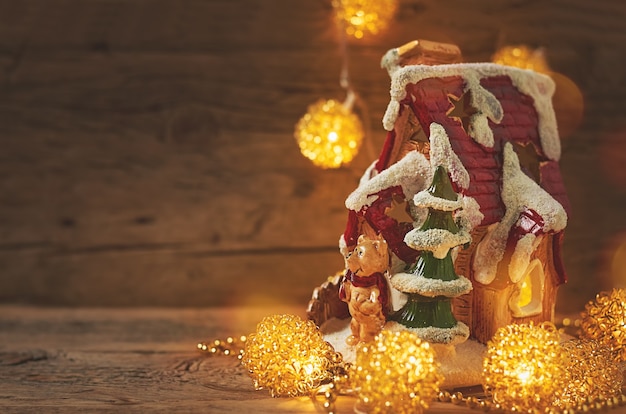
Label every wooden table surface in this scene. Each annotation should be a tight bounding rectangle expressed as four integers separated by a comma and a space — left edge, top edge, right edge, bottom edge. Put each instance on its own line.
0, 305, 463, 413
1, 306, 625, 414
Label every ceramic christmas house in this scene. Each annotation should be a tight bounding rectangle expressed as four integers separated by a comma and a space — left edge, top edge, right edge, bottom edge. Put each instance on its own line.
307, 40, 569, 385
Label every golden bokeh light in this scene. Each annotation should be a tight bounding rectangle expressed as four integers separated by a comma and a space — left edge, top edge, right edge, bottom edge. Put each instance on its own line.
492, 46, 585, 140
492, 45, 550, 73
599, 128, 626, 191
558, 339, 623, 408
350, 330, 441, 414
581, 288, 626, 361
482, 322, 569, 412
241, 314, 339, 397
332, 0, 398, 39
610, 232, 626, 287
551, 71, 585, 140
517, 275, 533, 308
294, 99, 364, 169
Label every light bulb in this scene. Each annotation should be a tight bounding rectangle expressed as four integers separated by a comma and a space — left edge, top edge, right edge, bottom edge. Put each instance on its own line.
294, 99, 363, 169
332, 0, 398, 39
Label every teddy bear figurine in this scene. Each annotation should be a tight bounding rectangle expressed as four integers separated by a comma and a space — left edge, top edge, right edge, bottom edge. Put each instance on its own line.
339, 234, 390, 345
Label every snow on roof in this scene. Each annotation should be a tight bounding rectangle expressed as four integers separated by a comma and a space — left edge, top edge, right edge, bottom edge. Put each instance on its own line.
345, 149, 431, 212
502, 143, 567, 234
383, 63, 560, 160
344, 123, 475, 216
473, 143, 567, 285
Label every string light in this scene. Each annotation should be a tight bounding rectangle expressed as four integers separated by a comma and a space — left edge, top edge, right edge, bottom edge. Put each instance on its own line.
435, 388, 626, 413
558, 339, 623, 408
581, 288, 626, 361
197, 335, 247, 357
332, 0, 398, 39
350, 330, 441, 414
296, 0, 392, 168
482, 322, 569, 412
198, 314, 626, 413
240, 314, 340, 397
294, 97, 364, 169
491, 45, 550, 73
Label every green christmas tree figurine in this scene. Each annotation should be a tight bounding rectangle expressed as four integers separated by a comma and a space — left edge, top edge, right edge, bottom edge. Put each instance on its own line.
388, 165, 473, 345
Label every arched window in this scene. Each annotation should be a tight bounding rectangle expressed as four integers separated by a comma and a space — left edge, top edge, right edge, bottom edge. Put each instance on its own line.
509, 259, 544, 318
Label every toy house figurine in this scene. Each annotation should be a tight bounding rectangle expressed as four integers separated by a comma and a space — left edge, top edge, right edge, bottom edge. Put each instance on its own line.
307, 40, 569, 383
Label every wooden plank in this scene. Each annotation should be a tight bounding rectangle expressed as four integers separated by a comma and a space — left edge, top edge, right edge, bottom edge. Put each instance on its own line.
0, 249, 345, 307
0, 0, 624, 308
0, 306, 476, 413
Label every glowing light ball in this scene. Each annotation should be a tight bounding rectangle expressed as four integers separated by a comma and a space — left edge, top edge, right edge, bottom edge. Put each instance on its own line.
491, 45, 550, 73
558, 339, 623, 408
482, 322, 569, 412
350, 330, 441, 414
332, 0, 398, 39
241, 314, 338, 397
581, 288, 626, 361
294, 99, 363, 169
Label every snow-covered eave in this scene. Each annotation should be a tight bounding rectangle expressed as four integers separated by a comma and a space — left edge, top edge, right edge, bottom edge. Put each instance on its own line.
473, 143, 567, 285
345, 150, 431, 212
383, 63, 560, 160
502, 145, 568, 235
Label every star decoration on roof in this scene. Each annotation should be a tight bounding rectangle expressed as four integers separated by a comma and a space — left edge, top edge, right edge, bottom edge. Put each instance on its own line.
511, 141, 542, 183
406, 113, 429, 144
404, 111, 430, 156
384, 194, 414, 224
447, 92, 478, 134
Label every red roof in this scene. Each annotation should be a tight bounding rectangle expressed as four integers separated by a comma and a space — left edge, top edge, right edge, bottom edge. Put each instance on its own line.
404, 75, 570, 226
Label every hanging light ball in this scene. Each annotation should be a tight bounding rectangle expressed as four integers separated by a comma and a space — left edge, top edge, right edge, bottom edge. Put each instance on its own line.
350, 330, 441, 414
332, 0, 398, 40
482, 322, 569, 412
557, 339, 623, 408
241, 314, 339, 397
294, 99, 363, 169
491, 45, 550, 73
581, 288, 626, 361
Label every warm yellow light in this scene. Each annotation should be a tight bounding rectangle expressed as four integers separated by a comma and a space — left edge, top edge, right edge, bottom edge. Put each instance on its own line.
491, 45, 550, 73
610, 233, 626, 286
581, 288, 626, 361
517, 274, 533, 308
241, 314, 339, 397
350, 330, 441, 414
482, 322, 569, 412
332, 0, 398, 39
294, 99, 363, 169
515, 366, 532, 384
558, 339, 623, 408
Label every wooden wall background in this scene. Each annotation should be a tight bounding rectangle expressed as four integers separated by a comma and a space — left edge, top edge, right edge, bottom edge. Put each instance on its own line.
0, 0, 624, 312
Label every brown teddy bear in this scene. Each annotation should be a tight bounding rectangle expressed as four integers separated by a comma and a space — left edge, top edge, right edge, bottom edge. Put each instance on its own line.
339, 234, 390, 345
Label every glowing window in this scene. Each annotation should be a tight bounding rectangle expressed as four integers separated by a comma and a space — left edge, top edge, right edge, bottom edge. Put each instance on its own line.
509, 259, 544, 317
